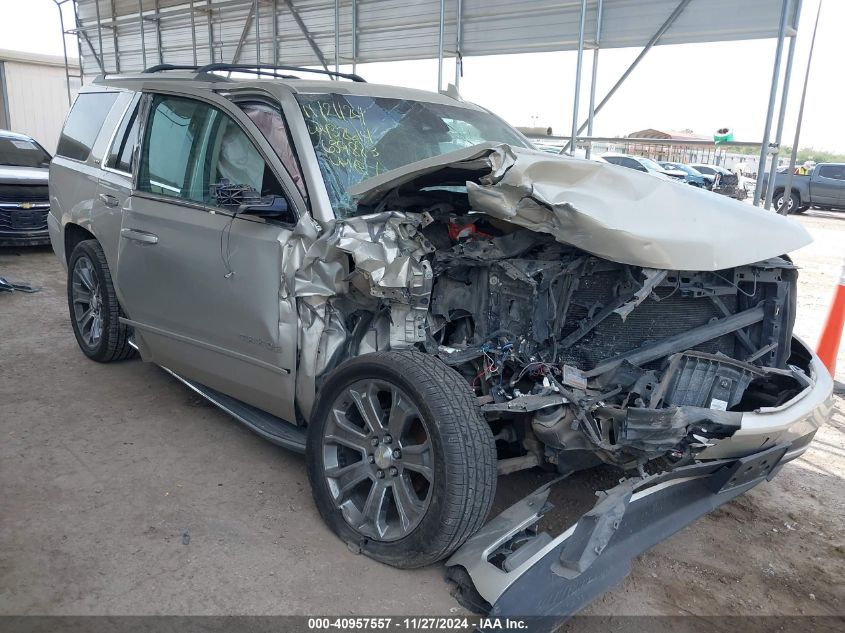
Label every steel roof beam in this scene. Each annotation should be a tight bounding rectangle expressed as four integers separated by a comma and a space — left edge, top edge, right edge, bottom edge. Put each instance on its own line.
230, 0, 257, 64
283, 0, 331, 74
561, 0, 693, 155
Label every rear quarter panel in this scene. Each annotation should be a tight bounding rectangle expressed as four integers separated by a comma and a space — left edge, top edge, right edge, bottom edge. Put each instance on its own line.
48, 90, 134, 272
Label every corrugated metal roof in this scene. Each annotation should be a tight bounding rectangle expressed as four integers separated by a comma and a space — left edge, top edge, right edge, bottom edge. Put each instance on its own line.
73, 0, 799, 75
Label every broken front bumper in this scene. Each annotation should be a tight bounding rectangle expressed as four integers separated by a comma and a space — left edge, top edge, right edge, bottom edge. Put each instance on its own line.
446, 345, 833, 626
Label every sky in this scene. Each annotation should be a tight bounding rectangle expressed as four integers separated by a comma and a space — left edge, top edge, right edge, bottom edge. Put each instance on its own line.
1, 0, 841, 152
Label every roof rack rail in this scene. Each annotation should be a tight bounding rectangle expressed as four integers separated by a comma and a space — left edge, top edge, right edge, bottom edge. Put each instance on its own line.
143, 64, 202, 73
195, 63, 366, 83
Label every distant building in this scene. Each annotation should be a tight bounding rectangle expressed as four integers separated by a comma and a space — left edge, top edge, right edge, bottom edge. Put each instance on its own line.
625, 128, 714, 163
624, 128, 792, 178
0, 49, 80, 151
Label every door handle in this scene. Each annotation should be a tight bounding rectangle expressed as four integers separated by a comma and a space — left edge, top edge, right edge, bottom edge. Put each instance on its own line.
99, 193, 120, 208
121, 227, 159, 244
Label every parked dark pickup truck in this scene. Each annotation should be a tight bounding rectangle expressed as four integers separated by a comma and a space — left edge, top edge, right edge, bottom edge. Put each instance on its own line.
759, 163, 845, 214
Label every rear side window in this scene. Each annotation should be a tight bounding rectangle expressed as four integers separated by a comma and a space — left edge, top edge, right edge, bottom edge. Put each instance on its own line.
138, 94, 284, 209
56, 92, 119, 162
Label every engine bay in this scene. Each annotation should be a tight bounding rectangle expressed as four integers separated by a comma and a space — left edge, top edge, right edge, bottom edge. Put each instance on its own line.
303, 179, 813, 475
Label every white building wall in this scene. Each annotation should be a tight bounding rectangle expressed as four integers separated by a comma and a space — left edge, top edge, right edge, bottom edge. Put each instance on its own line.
1, 50, 80, 152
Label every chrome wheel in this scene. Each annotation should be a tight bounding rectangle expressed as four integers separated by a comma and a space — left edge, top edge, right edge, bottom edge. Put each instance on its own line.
71, 255, 103, 349
322, 379, 434, 542
776, 193, 794, 213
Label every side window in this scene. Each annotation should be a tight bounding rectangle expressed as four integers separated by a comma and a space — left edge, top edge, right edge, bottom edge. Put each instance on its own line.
818, 165, 845, 180
138, 95, 285, 209
56, 92, 119, 162
604, 156, 621, 166
105, 100, 140, 174
240, 102, 308, 201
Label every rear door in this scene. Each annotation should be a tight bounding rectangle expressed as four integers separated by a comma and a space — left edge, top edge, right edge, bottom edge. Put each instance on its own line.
114, 91, 306, 422
95, 94, 142, 267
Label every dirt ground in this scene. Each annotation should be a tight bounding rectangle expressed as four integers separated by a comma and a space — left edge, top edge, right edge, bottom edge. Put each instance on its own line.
1, 211, 843, 620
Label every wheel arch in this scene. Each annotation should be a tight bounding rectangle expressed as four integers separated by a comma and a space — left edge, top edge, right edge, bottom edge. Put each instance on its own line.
64, 223, 97, 265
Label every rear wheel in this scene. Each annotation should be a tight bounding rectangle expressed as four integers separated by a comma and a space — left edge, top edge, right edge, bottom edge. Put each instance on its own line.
67, 240, 136, 362
775, 191, 800, 215
307, 350, 496, 568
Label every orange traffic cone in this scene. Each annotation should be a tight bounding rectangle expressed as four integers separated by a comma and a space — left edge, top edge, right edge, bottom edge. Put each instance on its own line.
817, 259, 845, 377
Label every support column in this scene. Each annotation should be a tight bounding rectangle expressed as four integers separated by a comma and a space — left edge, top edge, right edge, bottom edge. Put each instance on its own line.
437, 0, 445, 92
764, 0, 801, 210
753, 0, 790, 206
189, 0, 197, 65
334, 0, 340, 73
569, 0, 587, 156
455, 0, 463, 90
561, 0, 693, 154
585, 0, 604, 159
137, 0, 147, 69
273, 0, 280, 64
351, 0, 358, 73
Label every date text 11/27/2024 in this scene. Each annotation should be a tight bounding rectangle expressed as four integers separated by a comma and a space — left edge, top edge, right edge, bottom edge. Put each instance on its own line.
307, 617, 529, 630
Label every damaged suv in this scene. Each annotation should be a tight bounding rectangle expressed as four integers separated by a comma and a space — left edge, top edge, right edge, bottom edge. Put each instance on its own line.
49, 65, 833, 617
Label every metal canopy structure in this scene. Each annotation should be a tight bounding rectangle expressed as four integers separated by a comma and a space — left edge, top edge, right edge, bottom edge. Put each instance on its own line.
58, 0, 803, 209
66, 0, 797, 75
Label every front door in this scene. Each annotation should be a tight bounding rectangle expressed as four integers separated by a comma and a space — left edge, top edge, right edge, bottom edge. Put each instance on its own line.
811, 164, 845, 207
115, 92, 302, 421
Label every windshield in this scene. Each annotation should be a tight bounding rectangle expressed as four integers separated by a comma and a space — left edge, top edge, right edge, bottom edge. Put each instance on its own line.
296, 93, 529, 217
663, 163, 701, 176
0, 137, 51, 168
638, 157, 666, 172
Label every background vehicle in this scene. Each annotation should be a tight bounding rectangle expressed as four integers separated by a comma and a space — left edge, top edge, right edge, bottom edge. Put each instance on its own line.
659, 161, 708, 187
758, 162, 845, 214
602, 152, 686, 180
48, 66, 831, 616
0, 130, 52, 245
690, 163, 748, 200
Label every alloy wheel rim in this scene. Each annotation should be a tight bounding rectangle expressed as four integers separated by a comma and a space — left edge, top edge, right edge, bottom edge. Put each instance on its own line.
322, 379, 434, 542
71, 255, 103, 348
777, 195, 794, 212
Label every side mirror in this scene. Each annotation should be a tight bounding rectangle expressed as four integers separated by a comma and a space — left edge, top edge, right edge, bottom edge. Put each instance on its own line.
238, 195, 296, 224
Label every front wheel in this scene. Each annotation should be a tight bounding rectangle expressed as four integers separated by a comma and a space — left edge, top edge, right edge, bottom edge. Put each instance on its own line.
307, 350, 497, 568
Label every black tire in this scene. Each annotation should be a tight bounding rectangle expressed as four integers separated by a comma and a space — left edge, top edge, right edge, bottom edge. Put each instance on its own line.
67, 239, 136, 362
775, 190, 800, 215
307, 350, 496, 568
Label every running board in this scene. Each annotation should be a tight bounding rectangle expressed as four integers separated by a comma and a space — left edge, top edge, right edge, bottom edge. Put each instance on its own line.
126, 337, 307, 453
161, 367, 307, 454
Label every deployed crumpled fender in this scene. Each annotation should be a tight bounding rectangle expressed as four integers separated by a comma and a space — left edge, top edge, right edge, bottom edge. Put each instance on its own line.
287, 212, 434, 417
350, 143, 812, 272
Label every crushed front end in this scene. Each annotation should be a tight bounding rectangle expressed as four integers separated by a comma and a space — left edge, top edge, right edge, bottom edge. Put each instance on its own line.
294, 143, 831, 620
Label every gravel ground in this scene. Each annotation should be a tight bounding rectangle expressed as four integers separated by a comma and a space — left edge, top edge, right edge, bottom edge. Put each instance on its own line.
0, 210, 843, 620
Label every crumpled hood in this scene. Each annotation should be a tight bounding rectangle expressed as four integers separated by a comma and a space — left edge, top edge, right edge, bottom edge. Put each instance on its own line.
349, 143, 812, 271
